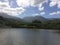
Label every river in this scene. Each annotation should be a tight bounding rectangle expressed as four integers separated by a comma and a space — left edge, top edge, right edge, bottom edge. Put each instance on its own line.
0, 28, 60, 45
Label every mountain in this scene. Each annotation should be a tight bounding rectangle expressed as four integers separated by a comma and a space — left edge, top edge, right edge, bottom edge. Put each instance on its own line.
48, 18, 60, 20
23, 16, 48, 22
0, 13, 22, 21
0, 13, 24, 28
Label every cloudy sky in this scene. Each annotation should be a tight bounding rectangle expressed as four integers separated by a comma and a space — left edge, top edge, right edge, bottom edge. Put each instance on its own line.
0, 0, 60, 18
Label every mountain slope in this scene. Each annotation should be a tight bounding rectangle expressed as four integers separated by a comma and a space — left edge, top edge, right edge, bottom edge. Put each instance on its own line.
23, 16, 48, 22
0, 13, 22, 21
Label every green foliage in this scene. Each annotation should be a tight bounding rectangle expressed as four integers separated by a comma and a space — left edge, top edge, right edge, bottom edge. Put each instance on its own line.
0, 16, 60, 29
32, 20, 41, 23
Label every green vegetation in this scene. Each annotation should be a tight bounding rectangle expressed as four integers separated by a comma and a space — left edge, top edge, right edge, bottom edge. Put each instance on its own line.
0, 16, 60, 29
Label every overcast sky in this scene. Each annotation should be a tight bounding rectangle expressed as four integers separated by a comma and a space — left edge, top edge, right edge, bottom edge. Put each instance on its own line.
0, 0, 60, 18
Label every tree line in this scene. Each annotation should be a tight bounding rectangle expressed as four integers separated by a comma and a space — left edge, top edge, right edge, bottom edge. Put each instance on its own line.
0, 16, 60, 29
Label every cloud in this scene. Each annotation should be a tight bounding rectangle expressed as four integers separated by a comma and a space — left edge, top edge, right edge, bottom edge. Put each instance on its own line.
16, 0, 30, 7
40, 12, 45, 15
38, 0, 48, 11
2, 7, 25, 16
0, 1, 25, 16
10, 1, 15, 7
50, 12, 56, 15
16, 0, 47, 7
49, 0, 60, 8
38, 3, 44, 11
0, 1, 10, 8
35, 0, 48, 5
32, 13, 39, 16
49, 1, 57, 7
58, 1, 60, 8
50, 11, 60, 15
0, 0, 47, 17
39, 7, 44, 11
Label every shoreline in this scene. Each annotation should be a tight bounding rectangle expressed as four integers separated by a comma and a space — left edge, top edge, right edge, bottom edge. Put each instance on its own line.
0, 27, 60, 30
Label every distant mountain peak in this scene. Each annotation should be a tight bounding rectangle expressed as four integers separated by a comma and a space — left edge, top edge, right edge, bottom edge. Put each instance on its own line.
23, 16, 48, 22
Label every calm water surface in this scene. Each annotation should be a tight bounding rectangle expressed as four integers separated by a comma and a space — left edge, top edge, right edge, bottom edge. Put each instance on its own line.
0, 28, 60, 45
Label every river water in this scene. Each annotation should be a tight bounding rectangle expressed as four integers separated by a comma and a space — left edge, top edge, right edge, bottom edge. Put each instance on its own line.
0, 28, 60, 45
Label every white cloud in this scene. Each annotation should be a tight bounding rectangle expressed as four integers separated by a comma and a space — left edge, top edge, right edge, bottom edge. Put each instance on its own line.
50, 12, 56, 15
32, 0, 48, 6
38, 0, 48, 11
0, 0, 47, 16
0, 1, 10, 8
57, 1, 60, 8
2, 7, 25, 16
40, 12, 45, 15
49, 0, 60, 8
39, 7, 44, 11
39, 3, 44, 11
49, 1, 57, 7
16, 0, 47, 7
50, 11, 60, 15
0, 1, 25, 16
32, 13, 39, 16
16, 0, 30, 7
10, 1, 14, 7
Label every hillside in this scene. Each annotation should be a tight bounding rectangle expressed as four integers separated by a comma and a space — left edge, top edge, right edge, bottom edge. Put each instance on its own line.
23, 16, 48, 22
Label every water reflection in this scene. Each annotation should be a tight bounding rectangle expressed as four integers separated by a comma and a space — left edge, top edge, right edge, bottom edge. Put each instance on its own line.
0, 29, 60, 45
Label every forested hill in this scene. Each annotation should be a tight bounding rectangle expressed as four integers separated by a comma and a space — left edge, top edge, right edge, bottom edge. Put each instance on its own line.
0, 16, 21, 28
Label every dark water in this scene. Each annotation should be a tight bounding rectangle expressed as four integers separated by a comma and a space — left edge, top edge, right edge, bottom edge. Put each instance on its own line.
0, 28, 60, 45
